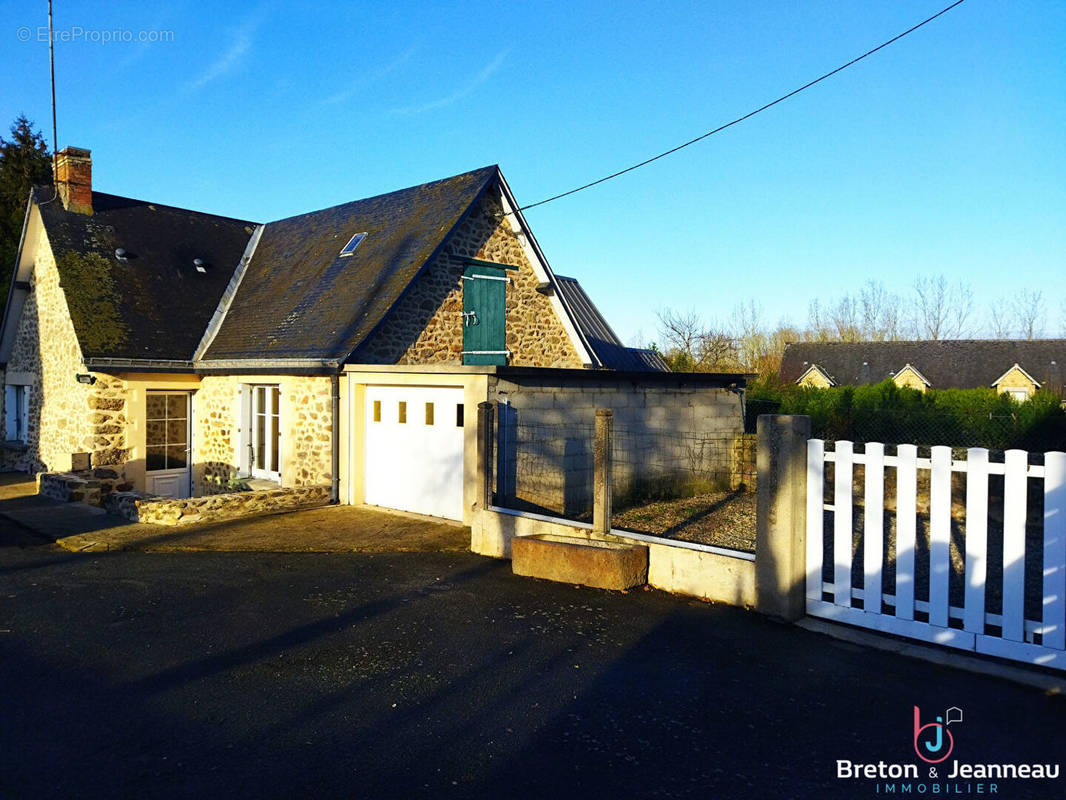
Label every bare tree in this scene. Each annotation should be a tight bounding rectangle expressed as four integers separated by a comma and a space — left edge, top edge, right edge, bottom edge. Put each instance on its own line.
807, 281, 902, 342
808, 296, 861, 342
656, 308, 704, 359
1013, 289, 1045, 339
911, 275, 973, 339
988, 301, 1013, 338
655, 308, 736, 372
858, 280, 903, 341
731, 300, 766, 372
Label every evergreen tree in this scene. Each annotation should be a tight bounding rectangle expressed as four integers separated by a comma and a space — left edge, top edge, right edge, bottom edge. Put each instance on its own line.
0, 116, 52, 290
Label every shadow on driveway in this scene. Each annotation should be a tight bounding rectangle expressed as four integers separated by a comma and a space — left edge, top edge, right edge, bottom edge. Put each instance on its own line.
0, 472, 469, 553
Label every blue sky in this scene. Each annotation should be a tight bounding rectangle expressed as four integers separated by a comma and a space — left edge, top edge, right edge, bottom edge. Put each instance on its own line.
3, 0, 1064, 344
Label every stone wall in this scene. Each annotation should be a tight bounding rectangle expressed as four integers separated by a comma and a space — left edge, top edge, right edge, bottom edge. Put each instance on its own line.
194, 376, 242, 494
286, 376, 334, 486
2, 225, 97, 473
490, 376, 744, 519
193, 375, 333, 495
38, 468, 132, 505
89, 376, 129, 467
355, 189, 583, 368
107, 484, 331, 526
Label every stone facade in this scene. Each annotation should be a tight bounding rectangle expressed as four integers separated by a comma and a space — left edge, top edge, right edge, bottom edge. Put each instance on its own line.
193, 376, 241, 493
89, 375, 129, 466
356, 190, 583, 368
2, 225, 97, 473
193, 375, 333, 495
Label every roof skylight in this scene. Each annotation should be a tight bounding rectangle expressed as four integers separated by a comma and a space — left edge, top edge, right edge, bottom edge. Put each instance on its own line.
339, 232, 367, 257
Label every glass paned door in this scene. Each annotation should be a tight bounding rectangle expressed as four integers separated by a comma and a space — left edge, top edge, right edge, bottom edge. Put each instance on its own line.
251, 385, 281, 480
145, 391, 191, 499
146, 392, 190, 471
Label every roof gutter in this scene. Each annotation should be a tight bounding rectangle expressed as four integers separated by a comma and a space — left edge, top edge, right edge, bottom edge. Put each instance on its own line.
84, 357, 196, 372
194, 358, 341, 375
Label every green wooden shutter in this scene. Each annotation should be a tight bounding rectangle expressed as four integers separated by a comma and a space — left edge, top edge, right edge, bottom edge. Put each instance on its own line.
462, 265, 507, 366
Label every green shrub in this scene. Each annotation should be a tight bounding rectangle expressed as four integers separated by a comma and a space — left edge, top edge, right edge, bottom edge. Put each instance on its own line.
745, 378, 1066, 451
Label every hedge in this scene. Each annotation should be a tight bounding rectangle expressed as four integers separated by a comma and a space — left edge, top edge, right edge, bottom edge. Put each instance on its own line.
745, 379, 1066, 451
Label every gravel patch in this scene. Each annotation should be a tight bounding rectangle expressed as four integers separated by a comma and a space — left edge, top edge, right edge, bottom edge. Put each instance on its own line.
612, 491, 756, 553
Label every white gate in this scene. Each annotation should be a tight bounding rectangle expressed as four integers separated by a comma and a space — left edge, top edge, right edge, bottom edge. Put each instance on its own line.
806, 439, 1066, 670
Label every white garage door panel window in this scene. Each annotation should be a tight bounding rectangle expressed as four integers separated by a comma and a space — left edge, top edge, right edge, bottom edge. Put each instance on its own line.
364, 386, 465, 521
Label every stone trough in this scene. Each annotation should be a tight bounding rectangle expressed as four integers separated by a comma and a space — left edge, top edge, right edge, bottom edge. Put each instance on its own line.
511, 534, 648, 591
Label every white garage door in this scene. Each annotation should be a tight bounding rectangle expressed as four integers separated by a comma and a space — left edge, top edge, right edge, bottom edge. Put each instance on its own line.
364, 386, 465, 521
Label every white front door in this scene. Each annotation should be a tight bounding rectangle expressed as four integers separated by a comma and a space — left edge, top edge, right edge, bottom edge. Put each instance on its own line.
145, 391, 191, 499
364, 386, 465, 521
250, 385, 281, 481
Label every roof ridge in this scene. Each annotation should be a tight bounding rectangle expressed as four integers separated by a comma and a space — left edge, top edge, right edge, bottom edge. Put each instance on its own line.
265, 165, 500, 225
32, 184, 257, 226
788, 338, 1066, 347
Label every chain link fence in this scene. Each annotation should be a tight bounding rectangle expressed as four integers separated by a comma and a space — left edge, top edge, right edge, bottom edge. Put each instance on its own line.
611, 427, 735, 509
490, 403, 757, 550
494, 421, 594, 523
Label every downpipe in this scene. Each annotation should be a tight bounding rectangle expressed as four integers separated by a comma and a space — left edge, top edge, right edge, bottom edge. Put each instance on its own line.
330, 372, 340, 504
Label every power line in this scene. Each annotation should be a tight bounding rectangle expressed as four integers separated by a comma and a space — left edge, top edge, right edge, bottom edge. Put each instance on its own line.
518, 0, 968, 212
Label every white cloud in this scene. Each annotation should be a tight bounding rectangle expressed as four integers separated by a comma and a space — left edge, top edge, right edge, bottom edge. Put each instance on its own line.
185, 10, 264, 92
390, 50, 509, 116
321, 43, 421, 106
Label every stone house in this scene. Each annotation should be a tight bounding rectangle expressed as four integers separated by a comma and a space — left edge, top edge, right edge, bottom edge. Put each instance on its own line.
0, 147, 745, 524
780, 340, 1066, 401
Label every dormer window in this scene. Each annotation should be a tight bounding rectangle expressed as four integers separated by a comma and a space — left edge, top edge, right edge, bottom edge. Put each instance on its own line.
339, 232, 367, 257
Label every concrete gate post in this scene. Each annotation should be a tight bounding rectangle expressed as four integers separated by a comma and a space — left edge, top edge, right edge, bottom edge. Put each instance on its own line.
593, 408, 613, 535
755, 414, 811, 621
477, 402, 495, 509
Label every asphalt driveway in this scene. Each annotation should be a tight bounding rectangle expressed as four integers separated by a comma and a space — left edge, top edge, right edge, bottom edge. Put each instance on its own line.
0, 473, 469, 553
1, 541, 1063, 799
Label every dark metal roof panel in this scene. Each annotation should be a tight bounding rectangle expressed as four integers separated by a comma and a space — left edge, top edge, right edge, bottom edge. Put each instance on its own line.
204, 166, 499, 361
35, 187, 255, 361
554, 275, 668, 372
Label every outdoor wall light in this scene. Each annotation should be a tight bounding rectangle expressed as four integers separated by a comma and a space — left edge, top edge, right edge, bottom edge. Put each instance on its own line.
75, 373, 97, 385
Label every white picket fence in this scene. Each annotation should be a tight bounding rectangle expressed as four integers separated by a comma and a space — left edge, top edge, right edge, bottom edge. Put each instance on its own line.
806, 440, 1066, 671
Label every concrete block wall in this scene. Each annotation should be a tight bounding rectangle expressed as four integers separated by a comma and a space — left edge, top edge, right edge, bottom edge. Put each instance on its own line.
491, 375, 744, 517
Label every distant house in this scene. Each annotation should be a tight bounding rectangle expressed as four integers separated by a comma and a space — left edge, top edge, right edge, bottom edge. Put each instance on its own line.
779, 340, 1066, 401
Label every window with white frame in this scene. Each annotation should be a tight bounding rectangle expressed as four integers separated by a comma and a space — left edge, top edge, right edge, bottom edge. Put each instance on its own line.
241, 385, 281, 480
4, 385, 29, 443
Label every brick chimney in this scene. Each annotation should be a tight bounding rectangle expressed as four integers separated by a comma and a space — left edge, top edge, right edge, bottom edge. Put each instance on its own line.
55, 146, 93, 215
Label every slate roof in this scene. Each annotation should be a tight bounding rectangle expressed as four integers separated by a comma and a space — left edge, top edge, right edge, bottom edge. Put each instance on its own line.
779, 340, 1066, 394
554, 276, 668, 372
34, 187, 255, 361
202, 166, 498, 362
